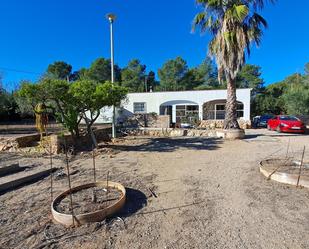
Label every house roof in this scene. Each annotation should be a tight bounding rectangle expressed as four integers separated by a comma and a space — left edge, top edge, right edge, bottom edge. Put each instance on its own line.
128, 88, 252, 95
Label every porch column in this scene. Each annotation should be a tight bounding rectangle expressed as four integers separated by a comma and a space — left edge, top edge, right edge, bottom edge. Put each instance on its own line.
199, 104, 203, 121
244, 100, 250, 121
172, 105, 176, 123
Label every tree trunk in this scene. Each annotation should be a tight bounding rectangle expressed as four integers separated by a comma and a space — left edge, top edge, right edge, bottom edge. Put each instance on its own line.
224, 76, 240, 129
74, 126, 80, 137
83, 114, 98, 148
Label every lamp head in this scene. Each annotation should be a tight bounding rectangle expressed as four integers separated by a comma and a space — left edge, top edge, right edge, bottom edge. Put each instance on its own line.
106, 13, 116, 22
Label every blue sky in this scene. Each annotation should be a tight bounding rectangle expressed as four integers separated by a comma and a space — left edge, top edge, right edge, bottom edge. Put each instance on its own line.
0, 0, 308, 90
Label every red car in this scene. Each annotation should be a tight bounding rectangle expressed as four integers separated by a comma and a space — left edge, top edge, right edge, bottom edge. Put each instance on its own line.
267, 115, 306, 133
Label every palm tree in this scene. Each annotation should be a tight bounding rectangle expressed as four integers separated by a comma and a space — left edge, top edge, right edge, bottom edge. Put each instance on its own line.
193, 0, 274, 129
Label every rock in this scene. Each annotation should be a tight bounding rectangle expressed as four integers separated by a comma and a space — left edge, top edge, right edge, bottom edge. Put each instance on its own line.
209, 122, 216, 129
55, 171, 67, 180
0, 144, 6, 151
8, 147, 15, 152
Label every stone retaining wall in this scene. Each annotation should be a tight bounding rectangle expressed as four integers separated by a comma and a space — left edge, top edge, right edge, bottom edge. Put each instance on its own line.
0, 128, 112, 154
199, 119, 251, 129
125, 128, 218, 138
0, 134, 40, 152
125, 127, 245, 139
123, 114, 170, 128
15, 134, 41, 147
48, 128, 112, 154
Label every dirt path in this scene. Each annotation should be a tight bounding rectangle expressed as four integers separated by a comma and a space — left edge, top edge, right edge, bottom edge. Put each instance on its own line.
0, 130, 309, 248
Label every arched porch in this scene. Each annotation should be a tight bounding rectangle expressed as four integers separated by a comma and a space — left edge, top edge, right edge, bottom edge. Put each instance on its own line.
159, 100, 199, 125
202, 99, 244, 120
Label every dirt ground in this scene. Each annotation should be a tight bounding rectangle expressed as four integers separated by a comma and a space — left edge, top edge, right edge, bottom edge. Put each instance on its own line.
1, 129, 309, 249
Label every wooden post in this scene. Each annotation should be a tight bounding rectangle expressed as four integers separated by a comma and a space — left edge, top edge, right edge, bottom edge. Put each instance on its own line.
92, 145, 97, 203
49, 133, 53, 203
106, 171, 109, 207
267, 141, 291, 180
64, 139, 75, 226
45, 125, 53, 204
92, 145, 97, 183
297, 146, 306, 187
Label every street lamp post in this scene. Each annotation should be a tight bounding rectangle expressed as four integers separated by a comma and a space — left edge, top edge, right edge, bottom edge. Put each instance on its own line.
106, 13, 116, 139
144, 75, 148, 92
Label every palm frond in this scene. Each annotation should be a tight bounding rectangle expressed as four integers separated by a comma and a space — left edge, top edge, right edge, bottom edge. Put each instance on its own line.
196, 0, 224, 8
193, 0, 271, 81
235, 5, 249, 21
249, 13, 268, 28
192, 12, 207, 32
192, 11, 221, 35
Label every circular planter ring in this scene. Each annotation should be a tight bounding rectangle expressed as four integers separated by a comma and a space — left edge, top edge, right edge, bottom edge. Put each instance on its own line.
259, 160, 309, 189
51, 181, 126, 227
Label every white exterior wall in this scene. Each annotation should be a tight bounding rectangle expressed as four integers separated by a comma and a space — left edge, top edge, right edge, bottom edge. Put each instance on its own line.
96, 89, 251, 123
95, 107, 113, 123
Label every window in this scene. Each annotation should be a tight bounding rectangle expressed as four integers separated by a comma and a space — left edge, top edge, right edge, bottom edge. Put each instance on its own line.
237, 103, 244, 110
215, 104, 225, 120
176, 105, 199, 124
203, 101, 244, 120
133, 102, 146, 113
279, 116, 299, 121
186, 105, 198, 111
214, 103, 244, 119
237, 103, 244, 118
216, 104, 225, 111
176, 105, 186, 123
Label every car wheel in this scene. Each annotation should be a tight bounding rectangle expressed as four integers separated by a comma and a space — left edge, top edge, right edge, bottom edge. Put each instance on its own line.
276, 126, 281, 133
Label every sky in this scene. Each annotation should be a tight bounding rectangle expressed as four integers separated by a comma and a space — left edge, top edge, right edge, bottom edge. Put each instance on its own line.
0, 0, 308, 91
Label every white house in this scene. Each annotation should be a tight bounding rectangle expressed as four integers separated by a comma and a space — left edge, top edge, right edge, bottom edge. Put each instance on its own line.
97, 88, 251, 125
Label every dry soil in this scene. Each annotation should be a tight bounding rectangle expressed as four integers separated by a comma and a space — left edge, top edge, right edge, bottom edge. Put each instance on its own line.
0, 129, 309, 249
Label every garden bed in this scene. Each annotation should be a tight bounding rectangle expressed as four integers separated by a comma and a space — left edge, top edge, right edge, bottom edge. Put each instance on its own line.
55, 186, 123, 215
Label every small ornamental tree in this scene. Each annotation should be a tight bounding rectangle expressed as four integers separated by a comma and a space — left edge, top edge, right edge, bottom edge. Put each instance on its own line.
70, 80, 127, 144
18, 81, 48, 109
18, 79, 81, 136
17, 79, 127, 142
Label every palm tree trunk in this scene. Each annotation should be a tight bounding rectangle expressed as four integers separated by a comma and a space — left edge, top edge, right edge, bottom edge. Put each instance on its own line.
224, 76, 240, 129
